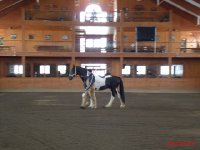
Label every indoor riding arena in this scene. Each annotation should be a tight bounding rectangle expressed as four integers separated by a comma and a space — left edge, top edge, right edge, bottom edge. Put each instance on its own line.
0, 0, 200, 150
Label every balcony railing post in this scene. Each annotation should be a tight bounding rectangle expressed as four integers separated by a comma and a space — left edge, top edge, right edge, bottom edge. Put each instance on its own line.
120, 10, 124, 23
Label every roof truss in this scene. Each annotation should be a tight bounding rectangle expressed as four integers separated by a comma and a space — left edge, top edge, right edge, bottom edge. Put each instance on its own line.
157, 0, 200, 25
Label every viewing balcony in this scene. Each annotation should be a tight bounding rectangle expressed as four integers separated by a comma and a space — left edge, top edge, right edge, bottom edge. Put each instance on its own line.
24, 9, 170, 24
24, 9, 74, 21
0, 45, 16, 56
122, 10, 170, 22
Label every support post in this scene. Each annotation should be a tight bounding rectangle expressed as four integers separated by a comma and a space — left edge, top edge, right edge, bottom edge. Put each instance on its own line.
168, 57, 172, 78
21, 56, 26, 77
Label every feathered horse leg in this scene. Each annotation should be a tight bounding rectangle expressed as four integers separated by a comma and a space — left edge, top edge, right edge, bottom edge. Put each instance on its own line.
81, 92, 91, 109
105, 87, 116, 108
81, 85, 97, 109
88, 84, 97, 109
80, 92, 87, 109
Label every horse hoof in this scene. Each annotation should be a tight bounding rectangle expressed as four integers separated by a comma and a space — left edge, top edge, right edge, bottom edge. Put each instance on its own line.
104, 105, 111, 108
120, 105, 125, 108
90, 106, 97, 109
80, 106, 86, 109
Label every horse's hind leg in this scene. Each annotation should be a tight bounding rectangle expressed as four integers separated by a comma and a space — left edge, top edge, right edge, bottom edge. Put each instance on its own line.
105, 94, 114, 108
117, 89, 125, 108
105, 89, 116, 108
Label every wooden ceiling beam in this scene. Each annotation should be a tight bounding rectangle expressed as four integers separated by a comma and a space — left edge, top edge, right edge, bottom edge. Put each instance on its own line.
159, 0, 200, 25
0, 0, 35, 18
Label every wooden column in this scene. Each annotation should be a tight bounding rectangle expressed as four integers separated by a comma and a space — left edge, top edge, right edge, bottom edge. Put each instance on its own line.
71, 26, 76, 68
120, 57, 123, 77
30, 63, 34, 77
119, 9, 124, 53
168, 57, 172, 78
119, 27, 124, 53
120, 10, 124, 23
21, 56, 26, 77
21, 9, 26, 52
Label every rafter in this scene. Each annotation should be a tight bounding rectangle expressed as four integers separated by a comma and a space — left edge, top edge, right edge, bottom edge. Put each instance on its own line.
0, 0, 23, 12
157, 0, 165, 6
158, 0, 200, 25
185, 0, 200, 9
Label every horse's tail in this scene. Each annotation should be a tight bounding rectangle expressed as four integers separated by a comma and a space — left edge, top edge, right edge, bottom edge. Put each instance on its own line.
119, 77, 125, 104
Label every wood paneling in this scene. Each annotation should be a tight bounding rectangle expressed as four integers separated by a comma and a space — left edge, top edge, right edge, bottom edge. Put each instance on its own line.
0, 0, 199, 91
0, 77, 199, 92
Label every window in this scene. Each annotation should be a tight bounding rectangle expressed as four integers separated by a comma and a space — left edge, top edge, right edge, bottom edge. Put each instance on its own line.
8, 64, 23, 76
160, 65, 169, 76
147, 65, 157, 78
171, 65, 183, 77
10, 34, 17, 39
136, 65, 146, 76
86, 38, 107, 48
122, 65, 131, 77
81, 37, 107, 53
80, 4, 107, 23
44, 35, 52, 40
57, 65, 67, 76
61, 35, 68, 40
160, 65, 184, 77
40, 65, 50, 75
86, 39, 93, 48
80, 38, 86, 52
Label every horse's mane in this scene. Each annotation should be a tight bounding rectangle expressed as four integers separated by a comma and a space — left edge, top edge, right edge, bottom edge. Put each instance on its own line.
75, 66, 87, 71
75, 66, 88, 76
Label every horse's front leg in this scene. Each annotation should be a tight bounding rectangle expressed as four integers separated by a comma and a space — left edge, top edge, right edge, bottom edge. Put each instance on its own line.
81, 92, 91, 109
85, 92, 92, 106
88, 85, 97, 109
84, 91, 94, 108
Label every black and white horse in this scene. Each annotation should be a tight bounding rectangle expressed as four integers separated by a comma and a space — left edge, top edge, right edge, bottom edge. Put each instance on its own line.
68, 66, 125, 109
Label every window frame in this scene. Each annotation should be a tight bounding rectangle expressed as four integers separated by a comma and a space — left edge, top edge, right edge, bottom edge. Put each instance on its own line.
8, 64, 23, 77
135, 65, 147, 77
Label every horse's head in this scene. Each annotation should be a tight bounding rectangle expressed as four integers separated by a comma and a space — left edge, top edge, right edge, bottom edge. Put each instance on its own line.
68, 65, 76, 80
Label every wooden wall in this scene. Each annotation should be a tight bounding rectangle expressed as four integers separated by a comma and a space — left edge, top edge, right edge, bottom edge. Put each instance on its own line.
0, 77, 199, 92
173, 58, 200, 78
24, 30, 73, 52
0, 0, 198, 55
0, 0, 200, 92
118, 0, 158, 11
37, 0, 74, 10
117, 0, 200, 29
